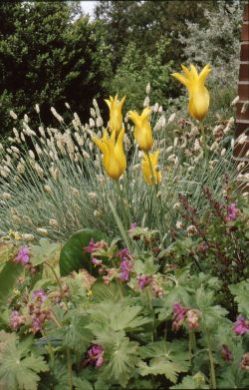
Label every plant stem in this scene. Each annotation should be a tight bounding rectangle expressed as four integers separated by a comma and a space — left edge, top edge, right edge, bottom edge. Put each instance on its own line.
200, 121, 208, 160
50, 311, 73, 390
45, 261, 64, 298
188, 330, 196, 362
66, 348, 73, 390
204, 323, 216, 389
145, 151, 157, 187
115, 179, 131, 228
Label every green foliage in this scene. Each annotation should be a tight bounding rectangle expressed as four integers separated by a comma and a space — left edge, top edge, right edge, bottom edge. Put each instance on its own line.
0, 332, 48, 390
95, 0, 216, 69
0, 2, 111, 134
109, 39, 174, 111
30, 239, 60, 267
139, 341, 190, 383
0, 204, 248, 389
0, 260, 23, 305
59, 228, 105, 276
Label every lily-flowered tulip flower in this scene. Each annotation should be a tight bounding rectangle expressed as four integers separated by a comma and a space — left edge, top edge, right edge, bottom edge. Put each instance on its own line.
172, 64, 212, 121
141, 150, 162, 185
93, 128, 127, 180
128, 107, 153, 151
104, 95, 126, 134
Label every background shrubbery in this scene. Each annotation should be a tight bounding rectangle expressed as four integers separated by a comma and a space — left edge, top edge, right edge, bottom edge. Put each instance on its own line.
0, 0, 245, 135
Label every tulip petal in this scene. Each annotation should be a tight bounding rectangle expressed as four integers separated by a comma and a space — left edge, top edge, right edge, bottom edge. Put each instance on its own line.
199, 64, 212, 84
104, 99, 111, 109
181, 64, 192, 78
141, 107, 152, 120
190, 64, 199, 79
172, 72, 189, 88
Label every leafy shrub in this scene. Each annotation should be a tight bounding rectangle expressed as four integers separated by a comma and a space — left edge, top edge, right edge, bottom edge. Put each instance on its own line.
179, 1, 243, 87
109, 39, 174, 111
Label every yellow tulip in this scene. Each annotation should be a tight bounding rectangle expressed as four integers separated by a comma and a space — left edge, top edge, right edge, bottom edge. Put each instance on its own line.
128, 107, 153, 151
104, 95, 126, 134
141, 150, 162, 185
172, 64, 212, 121
93, 128, 127, 180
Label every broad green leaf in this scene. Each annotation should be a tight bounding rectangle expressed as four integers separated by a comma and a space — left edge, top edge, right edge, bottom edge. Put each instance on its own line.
0, 261, 23, 304
0, 331, 48, 390
171, 373, 209, 389
139, 341, 190, 384
88, 301, 150, 333
59, 228, 105, 276
30, 238, 60, 266
61, 313, 92, 353
98, 332, 139, 388
229, 280, 249, 315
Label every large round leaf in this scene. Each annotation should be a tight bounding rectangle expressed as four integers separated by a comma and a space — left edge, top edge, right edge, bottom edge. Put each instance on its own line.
59, 228, 106, 276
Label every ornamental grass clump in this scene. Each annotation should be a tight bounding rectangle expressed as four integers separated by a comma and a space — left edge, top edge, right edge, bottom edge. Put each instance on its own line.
0, 65, 247, 241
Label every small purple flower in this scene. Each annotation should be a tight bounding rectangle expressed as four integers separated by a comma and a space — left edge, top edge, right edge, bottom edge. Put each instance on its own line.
137, 275, 152, 289
84, 239, 106, 254
226, 203, 239, 222
91, 258, 102, 266
130, 223, 137, 230
15, 246, 30, 265
120, 259, 132, 281
221, 344, 233, 362
10, 310, 25, 330
87, 344, 104, 368
32, 289, 47, 303
233, 316, 249, 335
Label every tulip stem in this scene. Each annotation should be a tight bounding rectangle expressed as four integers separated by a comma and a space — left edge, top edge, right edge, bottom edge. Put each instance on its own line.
200, 122, 208, 160
146, 151, 157, 186
115, 180, 131, 228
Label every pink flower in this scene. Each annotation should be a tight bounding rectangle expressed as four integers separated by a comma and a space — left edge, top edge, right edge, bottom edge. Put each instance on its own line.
31, 316, 43, 333
32, 289, 47, 303
120, 259, 132, 281
186, 309, 201, 330
10, 310, 25, 330
117, 248, 132, 261
226, 203, 239, 222
240, 353, 249, 371
87, 344, 104, 368
137, 275, 152, 289
172, 303, 188, 331
221, 344, 233, 362
84, 239, 106, 254
233, 316, 249, 335
91, 258, 102, 266
15, 246, 30, 265
129, 223, 137, 231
